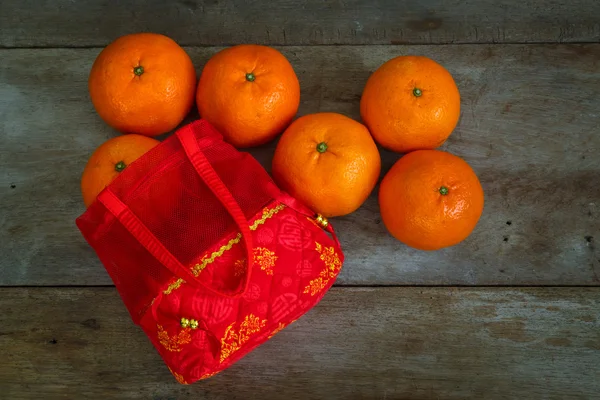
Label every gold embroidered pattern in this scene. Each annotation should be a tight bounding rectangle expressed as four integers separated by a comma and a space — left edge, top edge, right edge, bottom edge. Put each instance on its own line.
234, 259, 246, 277
251, 204, 285, 230
254, 247, 278, 275
192, 234, 242, 276
157, 324, 192, 352
168, 366, 188, 384
268, 322, 286, 339
303, 242, 342, 296
199, 371, 219, 380
220, 314, 267, 363
190, 203, 285, 277
163, 278, 184, 295
162, 203, 285, 296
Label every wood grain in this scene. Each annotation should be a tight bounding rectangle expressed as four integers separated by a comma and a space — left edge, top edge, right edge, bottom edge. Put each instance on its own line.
1, 45, 599, 286
1, 0, 600, 47
0, 287, 599, 399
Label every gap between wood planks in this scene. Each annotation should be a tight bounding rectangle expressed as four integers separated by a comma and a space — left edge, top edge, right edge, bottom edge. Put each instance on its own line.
2, 284, 599, 288
1, 40, 599, 50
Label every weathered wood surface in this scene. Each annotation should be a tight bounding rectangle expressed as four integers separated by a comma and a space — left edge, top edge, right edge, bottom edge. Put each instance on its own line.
2, 0, 600, 47
0, 287, 598, 399
1, 45, 599, 286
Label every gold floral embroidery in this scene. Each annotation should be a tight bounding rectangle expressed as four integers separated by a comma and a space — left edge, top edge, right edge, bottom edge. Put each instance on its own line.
199, 371, 219, 380
268, 322, 286, 339
190, 203, 285, 277
303, 242, 342, 296
220, 314, 267, 363
254, 247, 277, 275
163, 278, 184, 295
162, 203, 285, 296
168, 366, 188, 384
234, 259, 246, 277
157, 324, 192, 352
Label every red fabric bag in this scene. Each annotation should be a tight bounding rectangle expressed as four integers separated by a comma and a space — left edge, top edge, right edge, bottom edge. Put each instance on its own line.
76, 120, 344, 384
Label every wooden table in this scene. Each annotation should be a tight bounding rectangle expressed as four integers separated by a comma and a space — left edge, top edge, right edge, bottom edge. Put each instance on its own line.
1, 1, 599, 398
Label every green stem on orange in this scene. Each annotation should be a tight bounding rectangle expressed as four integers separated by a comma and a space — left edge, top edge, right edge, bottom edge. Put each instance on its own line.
115, 161, 127, 172
413, 87, 422, 97
316, 142, 328, 153
245, 72, 256, 82
133, 66, 144, 76
439, 186, 449, 195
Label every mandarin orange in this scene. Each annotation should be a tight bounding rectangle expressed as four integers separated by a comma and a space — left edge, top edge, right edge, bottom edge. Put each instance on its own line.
379, 150, 484, 250
272, 113, 381, 217
361, 56, 460, 153
81, 134, 159, 207
89, 33, 196, 137
196, 45, 300, 148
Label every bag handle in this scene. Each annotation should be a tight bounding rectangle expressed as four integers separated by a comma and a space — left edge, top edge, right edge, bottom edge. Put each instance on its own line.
180, 121, 343, 259
98, 123, 254, 298
177, 122, 255, 296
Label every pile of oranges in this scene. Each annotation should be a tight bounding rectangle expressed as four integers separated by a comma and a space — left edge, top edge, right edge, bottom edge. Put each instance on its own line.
82, 33, 484, 251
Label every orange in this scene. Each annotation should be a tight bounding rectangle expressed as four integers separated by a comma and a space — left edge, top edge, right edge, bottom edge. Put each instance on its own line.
196, 44, 300, 148
89, 33, 196, 137
272, 113, 381, 217
360, 56, 460, 153
379, 150, 484, 250
81, 134, 160, 207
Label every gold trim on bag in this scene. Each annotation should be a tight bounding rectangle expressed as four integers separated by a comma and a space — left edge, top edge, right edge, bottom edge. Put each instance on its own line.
168, 367, 188, 384
250, 204, 285, 230
157, 324, 192, 352
192, 234, 242, 276
163, 278, 184, 295
254, 247, 278, 276
190, 203, 285, 276
159, 203, 286, 297
199, 371, 219, 380
268, 322, 286, 339
303, 241, 342, 296
219, 313, 267, 363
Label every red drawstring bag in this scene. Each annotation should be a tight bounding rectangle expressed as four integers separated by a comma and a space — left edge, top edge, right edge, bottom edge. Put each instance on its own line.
76, 120, 344, 384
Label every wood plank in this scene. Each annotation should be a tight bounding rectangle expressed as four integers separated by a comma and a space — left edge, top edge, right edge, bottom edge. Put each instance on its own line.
1, 0, 600, 47
1, 45, 599, 286
0, 287, 599, 399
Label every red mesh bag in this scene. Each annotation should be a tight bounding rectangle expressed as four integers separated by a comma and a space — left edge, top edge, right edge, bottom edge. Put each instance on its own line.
76, 120, 344, 383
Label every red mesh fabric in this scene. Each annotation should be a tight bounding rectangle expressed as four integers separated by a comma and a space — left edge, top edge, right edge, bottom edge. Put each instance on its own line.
77, 120, 272, 318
